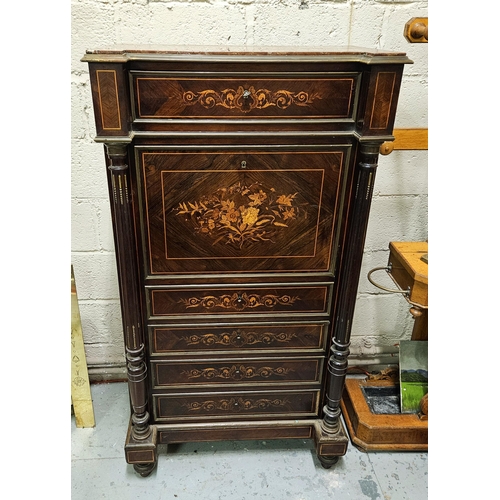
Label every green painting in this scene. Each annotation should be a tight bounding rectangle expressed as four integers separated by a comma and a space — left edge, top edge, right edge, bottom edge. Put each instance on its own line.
399, 340, 428, 413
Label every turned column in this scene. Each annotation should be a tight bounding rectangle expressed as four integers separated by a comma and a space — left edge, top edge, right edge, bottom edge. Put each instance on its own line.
322, 142, 381, 433
105, 142, 151, 440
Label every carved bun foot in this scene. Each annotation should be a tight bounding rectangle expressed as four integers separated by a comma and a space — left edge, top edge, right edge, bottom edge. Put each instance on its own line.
318, 455, 340, 469
133, 462, 156, 477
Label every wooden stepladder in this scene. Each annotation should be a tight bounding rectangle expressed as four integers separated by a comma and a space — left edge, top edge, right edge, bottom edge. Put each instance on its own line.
71, 266, 95, 428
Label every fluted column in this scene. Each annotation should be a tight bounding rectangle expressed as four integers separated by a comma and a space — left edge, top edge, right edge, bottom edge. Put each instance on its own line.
105, 142, 151, 440
322, 142, 381, 433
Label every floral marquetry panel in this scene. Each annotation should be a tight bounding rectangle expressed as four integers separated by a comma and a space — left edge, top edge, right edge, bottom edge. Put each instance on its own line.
138, 149, 348, 275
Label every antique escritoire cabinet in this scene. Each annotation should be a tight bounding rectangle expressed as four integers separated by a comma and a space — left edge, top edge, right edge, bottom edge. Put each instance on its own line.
82, 46, 411, 476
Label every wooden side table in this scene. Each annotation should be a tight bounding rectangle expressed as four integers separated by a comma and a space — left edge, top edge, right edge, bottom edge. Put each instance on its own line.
341, 241, 429, 451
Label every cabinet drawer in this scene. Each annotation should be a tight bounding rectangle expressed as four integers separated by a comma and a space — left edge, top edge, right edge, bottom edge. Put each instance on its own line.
147, 285, 330, 319
151, 357, 323, 388
133, 73, 358, 120
153, 389, 320, 421
149, 322, 328, 355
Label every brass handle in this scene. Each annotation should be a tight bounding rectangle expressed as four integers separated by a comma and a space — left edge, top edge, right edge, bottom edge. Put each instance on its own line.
367, 265, 410, 296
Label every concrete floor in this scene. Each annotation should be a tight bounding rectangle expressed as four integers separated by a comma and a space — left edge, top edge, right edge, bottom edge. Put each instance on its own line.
71, 381, 428, 500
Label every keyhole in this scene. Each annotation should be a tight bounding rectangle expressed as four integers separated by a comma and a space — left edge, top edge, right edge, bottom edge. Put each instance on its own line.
240, 161, 247, 169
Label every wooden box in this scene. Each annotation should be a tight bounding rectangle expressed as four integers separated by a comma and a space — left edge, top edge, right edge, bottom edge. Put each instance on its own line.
388, 241, 428, 307
341, 378, 428, 451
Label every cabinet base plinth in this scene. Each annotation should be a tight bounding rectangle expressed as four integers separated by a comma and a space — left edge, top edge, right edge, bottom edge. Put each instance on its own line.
126, 418, 351, 476
125, 423, 158, 476
313, 420, 349, 468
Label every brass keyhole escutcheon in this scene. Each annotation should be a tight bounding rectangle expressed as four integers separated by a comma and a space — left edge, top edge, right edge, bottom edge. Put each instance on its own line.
240, 160, 247, 169
241, 89, 252, 111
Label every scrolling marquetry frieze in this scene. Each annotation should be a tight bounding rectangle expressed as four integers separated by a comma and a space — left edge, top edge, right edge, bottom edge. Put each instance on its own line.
182, 86, 322, 113
181, 365, 293, 381
183, 397, 291, 413
182, 329, 297, 348
133, 76, 357, 119
178, 292, 300, 311
174, 180, 305, 248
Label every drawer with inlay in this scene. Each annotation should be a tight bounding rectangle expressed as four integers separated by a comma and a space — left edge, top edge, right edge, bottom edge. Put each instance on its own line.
146, 285, 331, 319
151, 357, 324, 388
152, 388, 321, 422
149, 321, 329, 356
132, 72, 359, 121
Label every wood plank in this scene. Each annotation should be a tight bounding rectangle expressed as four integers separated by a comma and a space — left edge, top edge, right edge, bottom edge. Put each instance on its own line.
393, 128, 428, 149
71, 266, 95, 428
380, 128, 428, 154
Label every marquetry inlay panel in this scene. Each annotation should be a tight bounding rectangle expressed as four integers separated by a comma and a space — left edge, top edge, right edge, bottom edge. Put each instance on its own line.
152, 358, 322, 387
147, 286, 330, 318
138, 149, 346, 275
96, 70, 121, 130
133, 75, 358, 119
149, 323, 326, 354
369, 72, 396, 130
154, 390, 320, 420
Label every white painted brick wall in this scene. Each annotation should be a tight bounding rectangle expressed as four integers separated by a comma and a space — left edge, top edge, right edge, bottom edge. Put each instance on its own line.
71, 0, 428, 375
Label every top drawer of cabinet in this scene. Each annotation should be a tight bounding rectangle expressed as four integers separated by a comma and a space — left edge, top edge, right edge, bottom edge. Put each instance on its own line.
131, 72, 359, 120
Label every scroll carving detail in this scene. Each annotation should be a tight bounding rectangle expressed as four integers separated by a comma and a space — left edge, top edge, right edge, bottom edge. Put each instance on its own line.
181, 365, 293, 381
178, 292, 300, 311
182, 85, 321, 113
182, 329, 297, 347
183, 397, 290, 412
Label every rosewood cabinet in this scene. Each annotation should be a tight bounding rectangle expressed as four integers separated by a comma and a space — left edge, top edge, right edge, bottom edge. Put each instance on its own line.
82, 46, 410, 476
